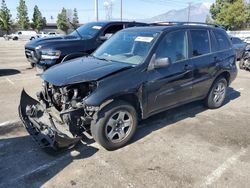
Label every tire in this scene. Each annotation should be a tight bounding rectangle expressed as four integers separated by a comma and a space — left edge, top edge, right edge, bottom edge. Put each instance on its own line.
205, 77, 228, 109
91, 100, 138, 150
13, 37, 18, 40
30, 37, 35, 40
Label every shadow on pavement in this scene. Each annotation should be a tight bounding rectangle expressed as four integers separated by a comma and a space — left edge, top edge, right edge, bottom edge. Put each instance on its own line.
0, 87, 240, 187
131, 87, 241, 144
0, 134, 98, 188
0, 69, 20, 77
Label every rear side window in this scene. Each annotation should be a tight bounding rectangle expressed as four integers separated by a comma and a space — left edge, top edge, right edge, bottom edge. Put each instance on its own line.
103, 24, 124, 36
213, 30, 231, 50
190, 30, 210, 57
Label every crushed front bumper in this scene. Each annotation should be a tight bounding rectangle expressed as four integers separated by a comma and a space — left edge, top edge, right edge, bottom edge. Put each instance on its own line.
19, 89, 81, 150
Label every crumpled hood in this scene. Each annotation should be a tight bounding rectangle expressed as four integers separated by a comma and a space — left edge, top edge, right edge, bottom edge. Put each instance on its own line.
41, 57, 132, 86
25, 35, 80, 50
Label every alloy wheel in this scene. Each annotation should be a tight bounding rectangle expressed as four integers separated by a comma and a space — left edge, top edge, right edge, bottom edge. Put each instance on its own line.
105, 110, 133, 143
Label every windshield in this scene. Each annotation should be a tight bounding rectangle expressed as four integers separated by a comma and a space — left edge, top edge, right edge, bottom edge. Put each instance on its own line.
70, 22, 106, 39
93, 30, 159, 65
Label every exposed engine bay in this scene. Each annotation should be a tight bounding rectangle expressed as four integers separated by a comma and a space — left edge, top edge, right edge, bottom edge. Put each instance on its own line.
19, 81, 98, 150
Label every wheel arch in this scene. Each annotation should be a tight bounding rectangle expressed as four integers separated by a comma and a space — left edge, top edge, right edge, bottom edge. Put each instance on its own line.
216, 71, 231, 86
205, 71, 231, 100
98, 93, 143, 120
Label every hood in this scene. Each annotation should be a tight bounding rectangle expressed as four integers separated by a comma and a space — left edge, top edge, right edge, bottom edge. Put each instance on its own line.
25, 35, 81, 50
41, 57, 132, 86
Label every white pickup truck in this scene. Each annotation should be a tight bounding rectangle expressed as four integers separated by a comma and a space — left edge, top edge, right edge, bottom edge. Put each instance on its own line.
4, 30, 37, 40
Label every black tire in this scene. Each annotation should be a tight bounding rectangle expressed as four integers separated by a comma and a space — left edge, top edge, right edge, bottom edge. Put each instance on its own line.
13, 37, 18, 40
239, 59, 245, 69
91, 100, 138, 150
30, 37, 35, 40
205, 77, 228, 109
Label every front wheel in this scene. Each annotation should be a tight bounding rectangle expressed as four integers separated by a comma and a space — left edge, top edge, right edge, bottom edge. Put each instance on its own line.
91, 100, 137, 150
205, 77, 228, 109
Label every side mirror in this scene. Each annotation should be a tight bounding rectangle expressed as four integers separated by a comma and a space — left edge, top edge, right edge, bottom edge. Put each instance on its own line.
148, 54, 171, 71
99, 36, 108, 41
154, 57, 171, 69
99, 33, 113, 41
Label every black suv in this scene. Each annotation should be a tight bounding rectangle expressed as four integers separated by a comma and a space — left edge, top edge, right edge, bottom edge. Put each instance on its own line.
19, 23, 237, 151
24, 21, 147, 70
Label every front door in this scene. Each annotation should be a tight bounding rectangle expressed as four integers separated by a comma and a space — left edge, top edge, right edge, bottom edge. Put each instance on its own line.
145, 30, 194, 115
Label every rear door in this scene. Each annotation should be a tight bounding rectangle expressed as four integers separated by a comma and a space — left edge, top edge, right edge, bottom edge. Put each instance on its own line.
212, 29, 235, 75
189, 29, 215, 98
145, 30, 194, 115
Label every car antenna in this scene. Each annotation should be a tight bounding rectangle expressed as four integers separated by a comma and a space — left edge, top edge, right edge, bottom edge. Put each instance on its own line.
68, 19, 82, 39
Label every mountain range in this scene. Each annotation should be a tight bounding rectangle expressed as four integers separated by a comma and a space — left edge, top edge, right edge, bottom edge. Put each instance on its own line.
142, 3, 211, 23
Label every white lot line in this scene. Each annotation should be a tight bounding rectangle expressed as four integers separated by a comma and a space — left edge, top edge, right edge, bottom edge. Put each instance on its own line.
200, 148, 247, 187
236, 88, 244, 92
0, 76, 38, 84
5, 78, 15, 85
0, 149, 86, 186
0, 120, 19, 127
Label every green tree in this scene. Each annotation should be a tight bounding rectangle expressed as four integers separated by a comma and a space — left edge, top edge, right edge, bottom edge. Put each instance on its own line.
210, 0, 248, 30
57, 8, 69, 33
0, 0, 12, 34
32, 5, 46, 32
72, 8, 79, 28
17, 0, 29, 29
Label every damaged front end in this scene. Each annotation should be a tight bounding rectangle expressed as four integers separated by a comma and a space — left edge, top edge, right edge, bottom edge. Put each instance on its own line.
19, 82, 98, 150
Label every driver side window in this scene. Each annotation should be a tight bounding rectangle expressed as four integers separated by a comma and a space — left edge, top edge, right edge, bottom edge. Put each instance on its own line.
102, 24, 124, 38
155, 30, 188, 64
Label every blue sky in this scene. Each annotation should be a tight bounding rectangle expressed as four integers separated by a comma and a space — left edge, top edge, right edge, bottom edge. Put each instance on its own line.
5, 0, 215, 23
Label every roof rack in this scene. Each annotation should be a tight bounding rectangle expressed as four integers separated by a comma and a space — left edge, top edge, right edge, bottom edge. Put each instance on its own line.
150, 21, 225, 29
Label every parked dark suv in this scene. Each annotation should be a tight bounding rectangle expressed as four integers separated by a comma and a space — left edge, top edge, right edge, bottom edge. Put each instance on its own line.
24, 21, 147, 70
19, 23, 237, 151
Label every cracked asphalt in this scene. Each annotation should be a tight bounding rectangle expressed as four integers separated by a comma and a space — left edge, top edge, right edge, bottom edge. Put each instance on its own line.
0, 38, 250, 188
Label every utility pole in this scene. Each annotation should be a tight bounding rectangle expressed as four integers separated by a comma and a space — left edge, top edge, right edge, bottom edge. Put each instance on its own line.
95, 0, 99, 21
120, 0, 123, 21
187, 2, 192, 22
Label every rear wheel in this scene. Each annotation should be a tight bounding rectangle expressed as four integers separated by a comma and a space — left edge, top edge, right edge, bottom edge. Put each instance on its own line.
205, 77, 228, 109
91, 100, 137, 150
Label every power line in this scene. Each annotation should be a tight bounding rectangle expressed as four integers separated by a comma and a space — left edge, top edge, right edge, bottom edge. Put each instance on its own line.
95, 0, 99, 21
120, 0, 123, 21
